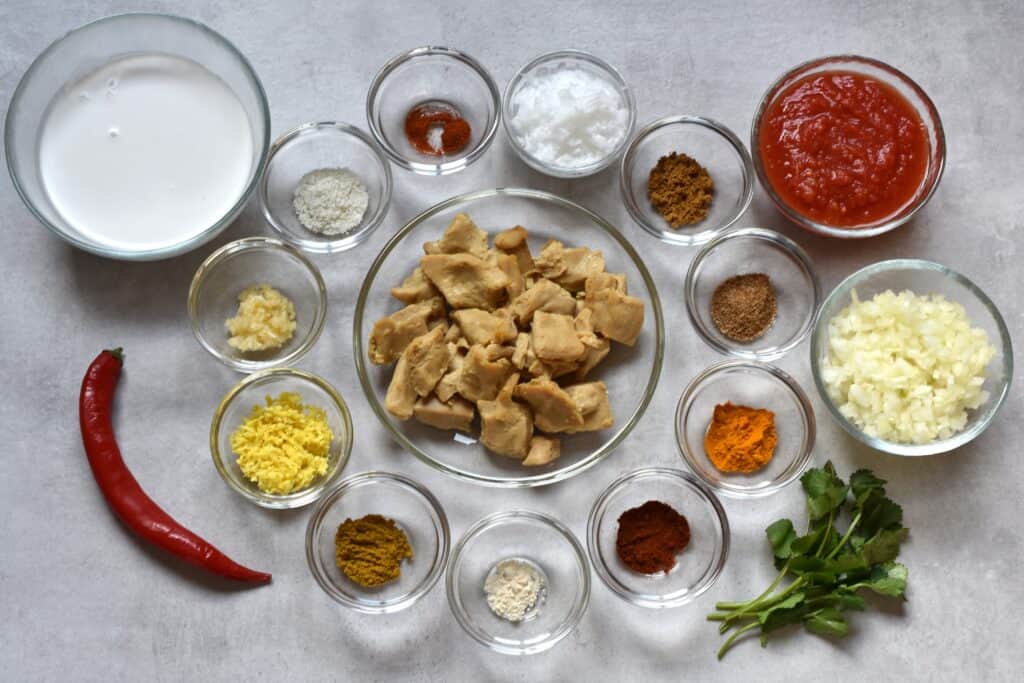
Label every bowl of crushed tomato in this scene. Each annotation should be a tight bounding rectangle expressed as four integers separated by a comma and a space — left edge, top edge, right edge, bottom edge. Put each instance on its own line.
752, 55, 945, 238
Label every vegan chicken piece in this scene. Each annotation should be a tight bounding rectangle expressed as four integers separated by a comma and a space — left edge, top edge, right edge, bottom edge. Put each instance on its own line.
423, 212, 490, 258
451, 308, 518, 346
369, 297, 445, 365
390, 267, 441, 304
478, 376, 533, 459
402, 325, 452, 397
531, 311, 587, 362
510, 278, 577, 324
496, 252, 525, 299
585, 287, 645, 346
493, 225, 534, 274
534, 240, 606, 291
522, 435, 561, 467
420, 253, 510, 311
457, 344, 514, 402
573, 337, 611, 381
435, 345, 465, 403
413, 394, 475, 432
563, 381, 614, 433
384, 353, 418, 420
584, 271, 628, 296
513, 377, 584, 433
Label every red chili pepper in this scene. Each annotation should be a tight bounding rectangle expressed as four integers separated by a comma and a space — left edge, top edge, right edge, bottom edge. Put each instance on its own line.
79, 348, 271, 583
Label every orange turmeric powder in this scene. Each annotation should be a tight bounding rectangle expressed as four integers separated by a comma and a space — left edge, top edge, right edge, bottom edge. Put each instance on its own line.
704, 403, 777, 473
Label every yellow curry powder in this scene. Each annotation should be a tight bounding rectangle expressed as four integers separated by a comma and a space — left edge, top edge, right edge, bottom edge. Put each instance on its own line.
230, 392, 333, 495
704, 402, 777, 473
334, 514, 413, 588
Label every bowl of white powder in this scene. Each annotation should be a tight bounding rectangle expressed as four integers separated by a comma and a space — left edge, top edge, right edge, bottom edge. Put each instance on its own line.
503, 50, 636, 178
259, 121, 393, 254
6, 13, 270, 260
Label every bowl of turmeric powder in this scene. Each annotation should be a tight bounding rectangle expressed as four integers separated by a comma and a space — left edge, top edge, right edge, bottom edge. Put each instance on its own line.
675, 360, 816, 498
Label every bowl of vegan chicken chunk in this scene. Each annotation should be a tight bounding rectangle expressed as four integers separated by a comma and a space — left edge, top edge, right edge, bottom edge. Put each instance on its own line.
354, 189, 664, 487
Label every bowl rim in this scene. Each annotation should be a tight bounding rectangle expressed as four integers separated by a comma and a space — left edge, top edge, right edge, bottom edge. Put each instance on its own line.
810, 258, 1014, 456
365, 45, 501, 176
188, 236, 328, 372
209, 367, 353, 509
304, 470, 451, 614
587, 467, 731, 608
4, 11, 271, 261
620, 115, 754, 246
258, 121, 394, 254
446, 508, 591, 655
352, 187, 666, 487
750, 54, 946, 239
684, 226, 822, 361
675, 359, 817, 498
502, 49, 637, 178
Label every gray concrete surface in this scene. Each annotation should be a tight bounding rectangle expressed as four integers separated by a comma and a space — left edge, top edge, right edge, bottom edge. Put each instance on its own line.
1, 0, 1021, 680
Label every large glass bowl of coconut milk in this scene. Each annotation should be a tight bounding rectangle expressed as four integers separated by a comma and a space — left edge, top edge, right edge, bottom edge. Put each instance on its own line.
5, 13, 271, 260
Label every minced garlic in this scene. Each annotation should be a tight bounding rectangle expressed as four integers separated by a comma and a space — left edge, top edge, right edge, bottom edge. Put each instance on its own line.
225, 284, 297, 352
230, 392, 333, 495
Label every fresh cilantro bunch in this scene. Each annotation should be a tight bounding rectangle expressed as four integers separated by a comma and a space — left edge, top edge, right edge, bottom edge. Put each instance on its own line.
708, 461, 908, 659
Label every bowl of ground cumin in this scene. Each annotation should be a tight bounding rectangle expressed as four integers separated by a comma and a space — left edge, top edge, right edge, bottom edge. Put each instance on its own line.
587, 468, 729, 608
620, 115, 754, 246
684, 227, 821, 361
675, 360, 816, 498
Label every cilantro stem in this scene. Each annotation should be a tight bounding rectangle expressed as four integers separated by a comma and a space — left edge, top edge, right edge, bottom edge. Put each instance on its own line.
815, 510, 834, 558
717, 621, 760, 660
714, 560, 792, 611
825, 511, 862, 560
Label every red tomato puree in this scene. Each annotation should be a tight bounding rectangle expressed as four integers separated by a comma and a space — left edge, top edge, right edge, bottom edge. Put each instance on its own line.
758, 71, 929, 227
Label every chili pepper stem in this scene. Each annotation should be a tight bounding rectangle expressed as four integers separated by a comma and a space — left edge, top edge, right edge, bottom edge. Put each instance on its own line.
106, 347, 124, 361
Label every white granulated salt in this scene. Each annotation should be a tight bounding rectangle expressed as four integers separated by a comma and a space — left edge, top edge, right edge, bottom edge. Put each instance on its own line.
292, 168, 369, 236
508, 68, 629, 170
484, 558, 545, 622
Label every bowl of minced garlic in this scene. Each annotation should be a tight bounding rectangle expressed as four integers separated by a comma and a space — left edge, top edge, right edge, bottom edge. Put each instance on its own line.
210, 368, 352, 508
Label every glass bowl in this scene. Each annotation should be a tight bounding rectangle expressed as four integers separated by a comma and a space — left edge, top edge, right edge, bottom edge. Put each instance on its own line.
189, 237, 327, 372
353, 188, 665, 487
621, 116, 754, 246
366, 46, 500, 176
446, 510, 590, 655
587, 468, 729, 608
676, 360, 816, 498
684, 227, 821, 361
5, 12, 270, 260
751, 55, 945, 238
503, 50, 636, 178
259, 122, 392, 254
811, 259, 1013, 456
210, 368, 353, 509
305, 471, 450, 613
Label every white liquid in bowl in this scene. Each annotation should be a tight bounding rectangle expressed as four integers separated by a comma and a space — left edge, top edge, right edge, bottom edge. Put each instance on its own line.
38, 54, 255, 251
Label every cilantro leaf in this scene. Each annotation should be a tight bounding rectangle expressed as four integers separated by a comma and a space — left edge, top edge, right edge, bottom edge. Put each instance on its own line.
856, 490, 904, 538
801, 461, 849, 520
861, 528, 908, 565
850, 469, 887, 505
850, 562, 909, 599
804, 608, 849, 638
757, 592, 806, 625
766, 519, 797, 560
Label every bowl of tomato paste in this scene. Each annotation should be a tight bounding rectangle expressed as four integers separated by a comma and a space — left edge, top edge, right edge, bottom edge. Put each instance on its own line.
752, 55, 945, 238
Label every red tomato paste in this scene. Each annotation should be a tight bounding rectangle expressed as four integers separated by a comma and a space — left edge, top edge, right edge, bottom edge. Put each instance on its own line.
758, 71, 929, 227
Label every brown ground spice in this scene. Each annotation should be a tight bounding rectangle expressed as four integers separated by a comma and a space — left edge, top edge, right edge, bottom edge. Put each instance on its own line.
616, 500, 691, 574
647, 152, 714, 227
710, 273, 777, 342
334, 514, 413, 588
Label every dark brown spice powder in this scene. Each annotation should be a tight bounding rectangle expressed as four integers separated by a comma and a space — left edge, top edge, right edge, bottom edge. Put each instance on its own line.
710, 273, 778, 342
616, 500, 691, 574
647, 152, 714, 227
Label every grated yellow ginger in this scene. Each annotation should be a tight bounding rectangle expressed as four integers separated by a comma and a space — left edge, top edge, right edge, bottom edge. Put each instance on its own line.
226, 284, 297, 352
230, 392, 333, 495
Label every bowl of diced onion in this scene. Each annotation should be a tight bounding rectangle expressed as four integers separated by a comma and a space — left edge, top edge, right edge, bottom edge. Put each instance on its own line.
810, 259, 1012, 456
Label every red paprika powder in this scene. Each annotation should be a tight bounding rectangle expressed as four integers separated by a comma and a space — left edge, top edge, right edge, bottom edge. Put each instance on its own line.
404, 101, 472, 156
616, 500, 691, 574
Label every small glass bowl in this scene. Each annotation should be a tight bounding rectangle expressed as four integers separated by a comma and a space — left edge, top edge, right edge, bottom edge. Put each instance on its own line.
446, 510, 590, 655
676, 360, 816, 498
621, 116, 754, 246
188, 237, 327, 372
366, 46, 500, 176
259, 122, 392, 254
587, 468, 729, 608
305, 472, 450, 613
751, 55, 945, 238
503, 50, 636, 178
684, 227, 820, 361
210, 368, 353, 509
811, 259, 1013, 456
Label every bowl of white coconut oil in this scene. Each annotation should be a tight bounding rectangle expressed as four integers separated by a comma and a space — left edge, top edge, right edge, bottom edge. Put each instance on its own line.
5, 13, 270, 260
